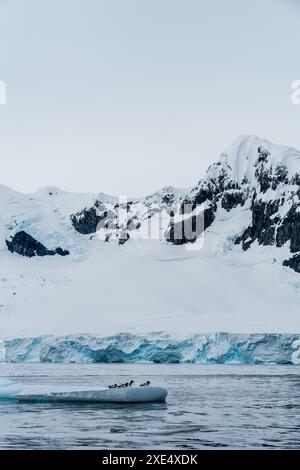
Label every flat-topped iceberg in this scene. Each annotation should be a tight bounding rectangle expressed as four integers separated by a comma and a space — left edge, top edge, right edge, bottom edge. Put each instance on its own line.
2, 332, 300, 365
0, 380, 167, 403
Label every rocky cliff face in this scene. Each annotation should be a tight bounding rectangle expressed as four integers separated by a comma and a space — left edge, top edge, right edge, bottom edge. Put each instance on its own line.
6, 231, 69, 258
68, 136, 300, 272
174, 136, 300, 272
69, 186, 186, 245
1, 136, 300, 273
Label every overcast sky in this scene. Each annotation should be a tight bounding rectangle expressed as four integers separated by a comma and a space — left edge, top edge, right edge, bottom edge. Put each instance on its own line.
0, 0, 300, 196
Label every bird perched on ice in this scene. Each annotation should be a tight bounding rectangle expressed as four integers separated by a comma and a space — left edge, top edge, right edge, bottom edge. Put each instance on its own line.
108, 383, 118, 389
109, 380, 135, 388
140, 381, 150, 387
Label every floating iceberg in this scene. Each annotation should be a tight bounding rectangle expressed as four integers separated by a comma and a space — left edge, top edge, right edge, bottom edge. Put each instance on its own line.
0, 380, 167, 403
2, 332, 300, 365
16, 386, 167, 404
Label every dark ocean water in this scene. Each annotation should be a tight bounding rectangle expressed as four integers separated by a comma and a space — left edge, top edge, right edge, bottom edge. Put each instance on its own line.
0, 364, 300, 450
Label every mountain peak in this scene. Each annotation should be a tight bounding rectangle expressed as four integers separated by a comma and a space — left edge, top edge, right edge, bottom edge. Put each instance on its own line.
219, 135, 300, 183
31, 186, 66, 198
1, 135, 300, 274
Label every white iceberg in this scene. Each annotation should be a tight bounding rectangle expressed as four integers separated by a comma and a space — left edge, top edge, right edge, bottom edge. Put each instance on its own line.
0, 380, 168, 403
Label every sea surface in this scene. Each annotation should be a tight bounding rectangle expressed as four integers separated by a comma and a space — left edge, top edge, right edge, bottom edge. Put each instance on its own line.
0, 364, 300, 450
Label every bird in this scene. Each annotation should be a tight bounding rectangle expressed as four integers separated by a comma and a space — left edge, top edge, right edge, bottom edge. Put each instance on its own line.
108, 383, 118, 389
140, 380, 150, 387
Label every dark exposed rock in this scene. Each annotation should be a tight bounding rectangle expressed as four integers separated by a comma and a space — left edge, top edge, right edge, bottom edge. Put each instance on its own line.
276, 205, 300, 252
71, 206, 102, 234
290, 212, 300, 253
276, 213, 292, 248
283, 253, 300, 273
224, 181, 240, 191
256, 146, 270, 163
176, 144, 293, 248
215, 168, 230, 192
259, 225, 276, 246
182, 189, 211, 210
255, 165, 272, 193
118, 231, 130, 246
204, 206, 216, 230
54, 247, 70, 256
127, 216, 141, 230
221, 191, 246, 211
236, 199, 280, 250
291, 173, 300, 186
235, 226, 253, 251
162, 194, 175, 205
43, 138, 300, 261
6, 231, 69, 258
167, 207, 215, 245
272, 164, 289, 190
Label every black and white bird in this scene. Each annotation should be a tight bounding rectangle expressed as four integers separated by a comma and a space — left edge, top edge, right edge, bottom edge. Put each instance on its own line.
140, 380, 150, 387
108, 384, 118, 389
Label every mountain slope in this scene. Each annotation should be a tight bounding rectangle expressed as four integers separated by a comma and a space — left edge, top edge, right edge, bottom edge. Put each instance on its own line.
1, 135, 300, 339
179, 136, 300, 263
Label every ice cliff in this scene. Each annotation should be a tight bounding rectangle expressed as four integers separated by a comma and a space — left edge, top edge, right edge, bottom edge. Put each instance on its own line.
2, 333, 300, 365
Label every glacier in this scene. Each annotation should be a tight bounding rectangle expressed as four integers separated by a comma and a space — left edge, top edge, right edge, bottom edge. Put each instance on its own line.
1, 135, 300, 339
2, 332, 300, 365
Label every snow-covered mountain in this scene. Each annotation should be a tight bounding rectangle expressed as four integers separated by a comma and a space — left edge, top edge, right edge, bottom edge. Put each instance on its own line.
1, 135, 300, 352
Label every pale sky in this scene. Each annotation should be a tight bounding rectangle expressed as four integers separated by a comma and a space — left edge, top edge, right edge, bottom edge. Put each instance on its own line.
0, 0, 300, 196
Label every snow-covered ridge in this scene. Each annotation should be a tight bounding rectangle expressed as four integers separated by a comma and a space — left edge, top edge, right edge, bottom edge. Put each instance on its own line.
1, 135, 300, 342
2, 333, 300, 364
220, 135, 300, 183
1, 135, 300, 270
1, 182, 190, 253
178, 135, 300, 270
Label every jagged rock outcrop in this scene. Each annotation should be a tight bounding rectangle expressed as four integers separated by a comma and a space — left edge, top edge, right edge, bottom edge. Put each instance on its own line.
66, 136, 300, 267
283, 253, 300, 273
70, 187, 187, 244
2, 135, 300, 273
221, 191, 246, 211
118, 231, 130, 246
176, 136, 300, 271
235, 198, 279, 250
166, 207, 215, 244
236, 194, 300, 254
70, 206, 102, 234
277, 206, 300, 253
6, 231, 69, 258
